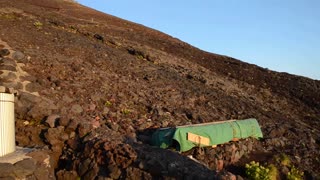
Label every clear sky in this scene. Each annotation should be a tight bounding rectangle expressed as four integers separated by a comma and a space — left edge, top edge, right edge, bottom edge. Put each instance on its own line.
77, 0, 320, 80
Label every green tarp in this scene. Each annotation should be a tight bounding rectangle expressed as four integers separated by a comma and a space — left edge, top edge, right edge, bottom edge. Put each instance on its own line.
151, 118, 263, 152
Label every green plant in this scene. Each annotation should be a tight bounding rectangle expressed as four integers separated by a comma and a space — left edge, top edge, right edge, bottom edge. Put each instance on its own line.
34, 21, 43, 29
136, 54, 144, 60
105, 100, 112, 107
267, 164, 278, 180
121, 108, 131, 115
287, 166, 304, 180
277, 153, 291, 166
245, 161, 277, 180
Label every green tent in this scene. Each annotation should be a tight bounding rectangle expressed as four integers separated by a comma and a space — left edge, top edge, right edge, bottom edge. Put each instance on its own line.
151, 118, 263, 152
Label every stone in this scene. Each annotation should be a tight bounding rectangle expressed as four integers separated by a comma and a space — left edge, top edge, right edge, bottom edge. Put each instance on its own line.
77, 123, 93, 138
90, 93, 102, 102
18, 92, 41, 104
12, 51, 25, 61
0, 49, 10, 57
103, 107, 110, 114
66, 138, 79, 150
125, 167, 152, 180
108, 122, 119, 131
34, 166, 52, 180
62, 95, 73, 103
1, 58, 16, 66
247, 140, 253, 151
25, 82, 42, 92
88, 103, 96, 111
56, 170, 78, 180
108, 164, 121, 179
65, 119, 79, 132
0, 163, 15, 177
71, 104, 83, 114
0, 86, 6, 93
27, 97, 58, 119
20, 75, 37, 82
58, 117, 70, 127
0, 65, 16, 71
217, 172, 237, 180
13, 159, 37, 178
269, 126, 286, 137
15, 93, 36, 119
83, 164, 99, 180
27, 150, 50, 164
45, 127, 65, 146
94, 34, 104, 41
217, 159, 224, 171
45, 114, 60, 128
91, 118, 100, 128
236, 175, 244, 180
234, 151, 241, 162
78, 158, 91, 176
4, 72, 17, 81
0, 176, 15, 179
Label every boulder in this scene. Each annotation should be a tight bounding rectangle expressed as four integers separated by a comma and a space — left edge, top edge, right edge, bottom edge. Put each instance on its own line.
45, 114, 60, 128
0, 49, 10, 57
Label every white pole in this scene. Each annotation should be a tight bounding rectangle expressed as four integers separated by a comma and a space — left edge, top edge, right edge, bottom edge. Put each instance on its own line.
0, 93, 15, 157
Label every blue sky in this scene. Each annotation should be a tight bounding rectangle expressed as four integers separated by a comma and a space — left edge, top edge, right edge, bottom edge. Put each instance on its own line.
77, 0, 320, 80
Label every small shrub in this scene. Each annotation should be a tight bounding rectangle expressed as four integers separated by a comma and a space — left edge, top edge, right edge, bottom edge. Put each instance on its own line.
245, 161, 278, 180
105, 100, 112, 107
277, 153, 291, 166
34, 21, 43, 29
121, 109, 131, 115
245, 161, 271, 180
267, 164, 278, 180
287, 166, 304, 180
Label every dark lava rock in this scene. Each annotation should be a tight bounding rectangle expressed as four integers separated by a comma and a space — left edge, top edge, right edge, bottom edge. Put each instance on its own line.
77, 122, 93, 138
71, 104, 83, 114
0, 65, 16, 71
15, 124, 45, 147
57, 116, 71, 127
13, 159, 37, 178
0, 163, 15, 177
56, 170, 78, 180
45, 127, 67, 146
12, 51, 25, 61
25, 82, 42, 92
0, 49, 10, 57
94, 34, 104, 41
65, 119, 79, 133
15, 92, 41, 119
3, 72, 17, 81
27, 98, 58, 120
45, 114, 60, 128
0, 58, 16, 66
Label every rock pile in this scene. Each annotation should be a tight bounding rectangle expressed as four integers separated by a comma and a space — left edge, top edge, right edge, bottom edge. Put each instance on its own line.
183, 138, 258, 172
0, 148, 55, 179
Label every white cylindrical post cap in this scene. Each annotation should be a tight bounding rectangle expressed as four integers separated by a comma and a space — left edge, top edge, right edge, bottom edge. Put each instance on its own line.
0, 93, 16, 157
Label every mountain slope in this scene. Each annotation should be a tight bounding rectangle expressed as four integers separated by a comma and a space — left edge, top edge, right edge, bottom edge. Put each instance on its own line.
0, 0, 319, 179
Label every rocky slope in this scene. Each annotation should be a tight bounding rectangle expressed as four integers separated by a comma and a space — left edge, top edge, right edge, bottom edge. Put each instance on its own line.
0, 0, 319, 179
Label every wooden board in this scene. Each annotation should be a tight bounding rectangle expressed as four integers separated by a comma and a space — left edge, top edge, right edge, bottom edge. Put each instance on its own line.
187, 132, 210, 146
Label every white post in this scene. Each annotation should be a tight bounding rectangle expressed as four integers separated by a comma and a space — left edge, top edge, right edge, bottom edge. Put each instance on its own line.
0, 93, 15, 157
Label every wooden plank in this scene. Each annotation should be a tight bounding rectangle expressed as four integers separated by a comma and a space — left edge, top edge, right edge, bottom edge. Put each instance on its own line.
187, 132, 210, 146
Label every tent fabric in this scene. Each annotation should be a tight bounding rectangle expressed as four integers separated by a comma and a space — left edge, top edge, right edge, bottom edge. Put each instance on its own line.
151, 118, 263, 152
